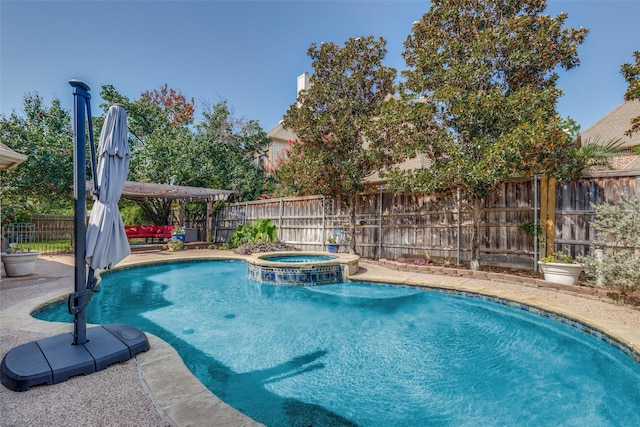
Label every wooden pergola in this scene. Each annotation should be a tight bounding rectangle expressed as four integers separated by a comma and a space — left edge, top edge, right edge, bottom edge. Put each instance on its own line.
117, 181, 232, 202
86, 181, 233, 241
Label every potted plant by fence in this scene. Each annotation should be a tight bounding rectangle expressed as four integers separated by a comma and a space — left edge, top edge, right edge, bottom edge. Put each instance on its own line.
1, 245, 40, 277
538, 251, 582, 286
327, 236, 339, 253
171, 226, 186, 243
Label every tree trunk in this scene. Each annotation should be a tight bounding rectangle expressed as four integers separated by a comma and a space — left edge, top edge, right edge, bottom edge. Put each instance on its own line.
469, 197, 483, 271
132, 198, 172, 225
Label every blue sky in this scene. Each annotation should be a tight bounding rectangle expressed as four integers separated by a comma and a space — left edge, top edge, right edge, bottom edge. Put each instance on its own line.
1, 0, 638, 132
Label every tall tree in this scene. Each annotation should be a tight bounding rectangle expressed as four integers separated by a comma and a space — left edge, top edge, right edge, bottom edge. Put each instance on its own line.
0, 93, 74, 222
101, 84, 196, 224
387, 0, 588, 270
621, 50, 640, 137
101, 86, 271, 224
281, 35, 397, 253
190, 101, 271, 202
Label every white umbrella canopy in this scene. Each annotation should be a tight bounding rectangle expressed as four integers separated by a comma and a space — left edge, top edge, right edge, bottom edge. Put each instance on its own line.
85, 104, 131, 270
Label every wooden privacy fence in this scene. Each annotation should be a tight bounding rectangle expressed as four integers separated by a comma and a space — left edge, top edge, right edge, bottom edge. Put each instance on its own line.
214, 171, 640, 270
554, 170, 640, 257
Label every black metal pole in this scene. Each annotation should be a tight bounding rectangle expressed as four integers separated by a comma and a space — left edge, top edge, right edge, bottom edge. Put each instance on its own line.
70, 79, 90, 345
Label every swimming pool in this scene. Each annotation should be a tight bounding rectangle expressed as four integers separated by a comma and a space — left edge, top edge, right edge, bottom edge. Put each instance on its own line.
35, 260, 640, 426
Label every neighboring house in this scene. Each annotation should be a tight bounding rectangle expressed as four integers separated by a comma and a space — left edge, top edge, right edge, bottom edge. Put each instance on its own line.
0, 142, 28, 170
364, 153, 432, 187
263, 73, 310, 174
579, 99, 640, 170
264, 121, 296, 173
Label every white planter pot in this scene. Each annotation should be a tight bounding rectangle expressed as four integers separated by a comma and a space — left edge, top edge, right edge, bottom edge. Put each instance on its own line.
538, 261, 581, 286
1, 252, 39, 277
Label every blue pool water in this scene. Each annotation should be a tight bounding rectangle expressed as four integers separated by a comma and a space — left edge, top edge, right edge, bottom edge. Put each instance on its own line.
259, 254, 336, 262
36, 260, 640, 426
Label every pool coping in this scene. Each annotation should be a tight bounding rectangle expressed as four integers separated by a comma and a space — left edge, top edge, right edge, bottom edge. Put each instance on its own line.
251, 251, 359, 271
2, 250, 639, 426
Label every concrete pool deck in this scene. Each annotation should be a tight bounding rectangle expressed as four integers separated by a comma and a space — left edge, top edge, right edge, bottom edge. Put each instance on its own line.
1, 250, 639, 426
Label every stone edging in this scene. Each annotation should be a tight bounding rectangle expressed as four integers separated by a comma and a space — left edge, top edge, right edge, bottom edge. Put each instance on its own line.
376, 259, 615, 303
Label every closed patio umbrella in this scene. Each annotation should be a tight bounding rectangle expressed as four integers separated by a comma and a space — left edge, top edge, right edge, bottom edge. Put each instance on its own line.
1, 83, 148, 392
85, 104, 130, 270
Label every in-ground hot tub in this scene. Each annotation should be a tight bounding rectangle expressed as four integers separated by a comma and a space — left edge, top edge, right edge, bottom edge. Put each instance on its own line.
247, 252, 359, 285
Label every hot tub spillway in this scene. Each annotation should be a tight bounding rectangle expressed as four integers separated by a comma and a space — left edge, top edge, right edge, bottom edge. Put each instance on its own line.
247, 252, 359, 285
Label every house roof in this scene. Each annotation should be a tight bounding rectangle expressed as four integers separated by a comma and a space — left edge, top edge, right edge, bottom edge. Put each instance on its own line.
0, 142, 28, 170
580, 100, 640, 149
86, 181, 233, 202
267, 122, 297, 144
364, 154, 433, 185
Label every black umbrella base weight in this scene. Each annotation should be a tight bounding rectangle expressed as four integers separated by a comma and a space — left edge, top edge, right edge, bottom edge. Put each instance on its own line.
1, 323, 150, 392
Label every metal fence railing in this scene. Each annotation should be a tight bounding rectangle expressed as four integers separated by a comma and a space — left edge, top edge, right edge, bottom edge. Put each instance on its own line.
10, 216, 75, 255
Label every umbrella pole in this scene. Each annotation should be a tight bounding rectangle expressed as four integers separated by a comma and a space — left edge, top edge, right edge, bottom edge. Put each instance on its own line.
70, 80, 91, 345
0, 81, 150, 392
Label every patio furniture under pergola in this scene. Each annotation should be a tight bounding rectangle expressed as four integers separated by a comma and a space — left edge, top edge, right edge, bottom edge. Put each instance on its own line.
85, 181, 233, 241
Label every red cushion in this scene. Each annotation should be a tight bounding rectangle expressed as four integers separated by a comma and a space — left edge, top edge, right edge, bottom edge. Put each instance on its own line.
125, 226, 139, 237
125, 225, 177, 239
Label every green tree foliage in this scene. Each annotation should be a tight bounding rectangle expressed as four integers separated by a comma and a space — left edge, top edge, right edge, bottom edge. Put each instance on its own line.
100, 86, 270, 224
386, 0, 588, 269
280, 35, 397, 253
0, 93, 75, 222
100, 83, 195, 224
191, 101, 271, 202
621, 50, 640, 137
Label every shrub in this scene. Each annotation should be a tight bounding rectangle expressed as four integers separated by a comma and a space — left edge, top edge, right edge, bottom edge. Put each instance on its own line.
167, 238, 184, 252
580, 195, 640, 301
230, 219, 278, 247
120, 202, 152, 225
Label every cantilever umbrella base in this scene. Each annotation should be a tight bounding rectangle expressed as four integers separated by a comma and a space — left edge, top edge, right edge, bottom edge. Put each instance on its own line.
1, 323, 149, 392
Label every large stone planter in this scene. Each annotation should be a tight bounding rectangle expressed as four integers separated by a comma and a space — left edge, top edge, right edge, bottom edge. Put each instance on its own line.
1, 251, 39, 277
538, 261, 582, 286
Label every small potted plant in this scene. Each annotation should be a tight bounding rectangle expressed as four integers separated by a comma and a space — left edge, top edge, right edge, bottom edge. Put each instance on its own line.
171, 226, 186, 243
1, 245, 39, 277
538, 251, 582, 286
326, 236, 339, 253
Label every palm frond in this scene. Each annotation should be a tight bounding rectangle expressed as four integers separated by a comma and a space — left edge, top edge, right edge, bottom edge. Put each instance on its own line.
578, 136, 625, 168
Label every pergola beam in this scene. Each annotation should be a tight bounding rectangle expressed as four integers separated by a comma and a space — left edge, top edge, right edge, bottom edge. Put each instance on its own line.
86, 180, 232, 202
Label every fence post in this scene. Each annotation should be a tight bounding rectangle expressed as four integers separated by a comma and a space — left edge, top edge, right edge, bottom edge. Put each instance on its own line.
378, 187, 383, 260
456, 187, 461, 266
322, 196, 326, 250
534, 174, 539, 272
279, 198, 284, 241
